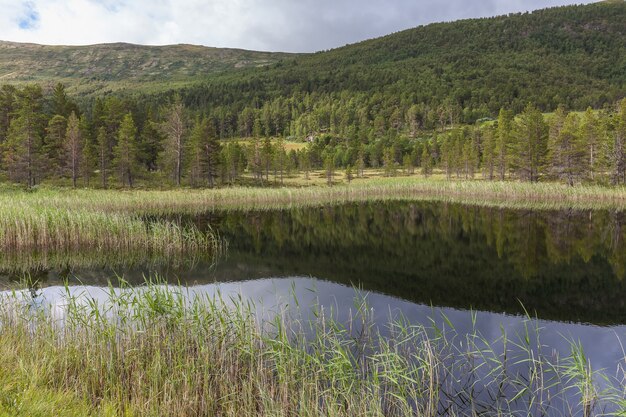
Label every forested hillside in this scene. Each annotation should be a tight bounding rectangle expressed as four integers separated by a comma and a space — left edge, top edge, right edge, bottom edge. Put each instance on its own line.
0, 2, 625, 189
1, 1, 624, 113
171, 0, 626, 115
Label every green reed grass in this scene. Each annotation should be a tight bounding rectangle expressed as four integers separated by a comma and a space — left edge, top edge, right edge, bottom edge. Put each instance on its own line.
0, 194, 223, 265
2, 178, 625, 258
5, 178, 626, 215
0, 282, 624, 416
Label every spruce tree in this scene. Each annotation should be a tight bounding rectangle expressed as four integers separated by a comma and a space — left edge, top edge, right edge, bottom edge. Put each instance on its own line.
188, 117, 221, 188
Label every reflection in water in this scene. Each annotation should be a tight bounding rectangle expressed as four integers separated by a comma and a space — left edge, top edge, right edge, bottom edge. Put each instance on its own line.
12, 278, 626, 415
206, 202, 626, 325
3, 200, 626, 413
3, 201, 626, 325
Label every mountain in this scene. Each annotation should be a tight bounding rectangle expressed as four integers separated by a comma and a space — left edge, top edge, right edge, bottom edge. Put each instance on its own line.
0, 1, 624, 113
178, 0, 625, 113
0, 41, 294, 95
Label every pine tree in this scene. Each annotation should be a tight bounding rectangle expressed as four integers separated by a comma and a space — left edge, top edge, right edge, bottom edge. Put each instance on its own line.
610, 99, 626, 185
64, 112, 82, 187
356, 148, 365, 177
188, 117, 221, 187
547, 112, 585, 185
262, 136, 273, 182
495, 108, 513, 180
275, 137, 286, 185
299, 149, 311, 180
580, 107, 601, 181
383, 147, 396, 177
3, 85, 44, 187
222, 143, 235, 184
463, 134, 480, 179
247, 138, 263, 182
0, 85, 16, 145
441, 135, 453, 179
161, 97, 186, 186
203, 121, 221, 188
96, 127, 109, 188
324, 154, 335, 186
482, 125, 496, 180
113, 113, 139, 188
188, 118, 204, 186
345, 165, 353, 183
403, 154, 414, 175
80, 115, 97, 186
512, 104, 547, 182
43, 114, 67, 177
421, 142, 432, 178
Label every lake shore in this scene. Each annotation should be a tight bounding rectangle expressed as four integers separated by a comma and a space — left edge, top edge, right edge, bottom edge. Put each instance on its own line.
3, 177, 626, 258
1, 282, 624, 416
4, 176, 626, 213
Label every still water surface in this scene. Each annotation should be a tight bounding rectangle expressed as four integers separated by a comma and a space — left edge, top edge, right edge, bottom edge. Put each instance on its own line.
2, 200, 626, 388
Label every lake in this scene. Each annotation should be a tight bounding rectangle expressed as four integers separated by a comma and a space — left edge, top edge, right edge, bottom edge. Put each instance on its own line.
2, 200, 626, 413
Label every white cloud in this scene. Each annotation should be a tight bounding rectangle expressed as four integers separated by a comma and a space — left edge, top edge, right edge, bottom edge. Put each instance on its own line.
0, 0, 598, 52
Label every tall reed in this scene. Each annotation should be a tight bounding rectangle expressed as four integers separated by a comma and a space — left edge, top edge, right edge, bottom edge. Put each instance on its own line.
0, 282, 624, 416
0, 196, 223, 263
5, 179, 626, 215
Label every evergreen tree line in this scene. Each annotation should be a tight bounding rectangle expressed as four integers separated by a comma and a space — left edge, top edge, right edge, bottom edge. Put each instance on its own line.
433, 102, 626, 185
0, 82, 624, 188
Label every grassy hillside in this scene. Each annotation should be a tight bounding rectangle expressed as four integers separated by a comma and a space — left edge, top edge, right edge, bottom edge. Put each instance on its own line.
0, 41, 294, 95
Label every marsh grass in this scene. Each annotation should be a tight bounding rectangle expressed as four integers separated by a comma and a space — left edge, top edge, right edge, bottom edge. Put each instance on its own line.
6, 178, 626, 215
2, 178, 625, 259
0, 282, 624, 416
0, 200, 223, 265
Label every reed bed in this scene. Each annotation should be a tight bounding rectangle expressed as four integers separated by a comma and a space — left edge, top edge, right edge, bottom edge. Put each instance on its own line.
3, 179, 623, 261
0, 282, 624, 416
0, 205, 217, 253
4, 179, 626, 216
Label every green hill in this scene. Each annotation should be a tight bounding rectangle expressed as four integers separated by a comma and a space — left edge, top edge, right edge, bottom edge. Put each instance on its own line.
177, 0, 625, 113
0, 41, 293, 96
0, 1, 625, 113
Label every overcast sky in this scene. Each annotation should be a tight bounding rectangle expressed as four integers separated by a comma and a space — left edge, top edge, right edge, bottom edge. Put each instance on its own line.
0, 0, 597, 52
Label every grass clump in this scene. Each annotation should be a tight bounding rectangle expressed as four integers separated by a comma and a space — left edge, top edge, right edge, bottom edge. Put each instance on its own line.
0, 282, 624, 416
0, 195, 223, 266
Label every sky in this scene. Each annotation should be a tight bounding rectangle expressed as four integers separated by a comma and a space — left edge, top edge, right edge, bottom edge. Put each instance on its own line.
0, 0, 597, 52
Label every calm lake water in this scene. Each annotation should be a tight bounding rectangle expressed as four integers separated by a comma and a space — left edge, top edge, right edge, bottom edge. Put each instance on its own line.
2, 200, 626, 401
